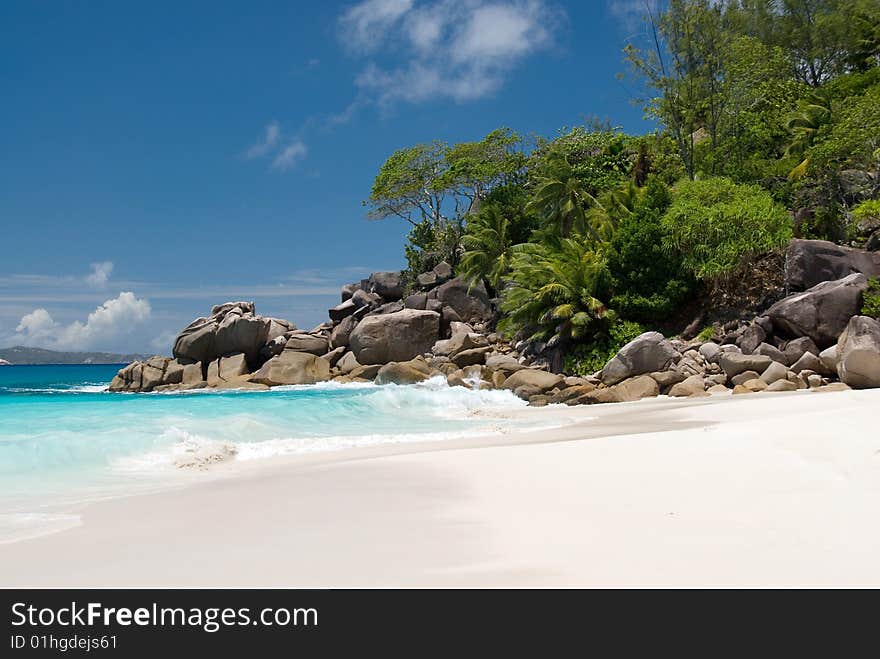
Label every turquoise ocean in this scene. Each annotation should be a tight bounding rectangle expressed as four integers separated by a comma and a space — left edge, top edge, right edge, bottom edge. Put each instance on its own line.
0, 364, 537, 541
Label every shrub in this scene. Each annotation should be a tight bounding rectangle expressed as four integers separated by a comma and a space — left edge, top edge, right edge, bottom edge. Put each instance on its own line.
662, 177, 793, 281
863, 277, 880, 319
696, 326, 716, 342
852, 200, 880, 222
563, 320, 645, 376
606, 177, 694, 323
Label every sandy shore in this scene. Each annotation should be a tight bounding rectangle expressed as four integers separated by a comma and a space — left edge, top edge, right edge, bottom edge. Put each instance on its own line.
1, 389, 879, 587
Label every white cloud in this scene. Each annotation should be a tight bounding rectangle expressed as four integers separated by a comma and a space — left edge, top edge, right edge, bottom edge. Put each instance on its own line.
272, 140, 308, 170
13, 292, 151, 351
246, 121, 281, 159
339, 0, 563, 107
86, 261, 114, 288
339, 0, 415, 53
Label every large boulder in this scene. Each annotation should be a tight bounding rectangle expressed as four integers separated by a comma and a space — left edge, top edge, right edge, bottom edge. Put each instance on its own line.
428, 277, 493, 323
109, 356, 187, 392
581, 375, 659, 404
836, 316, 880, 388
785, 239, 880, 292
765, 273, 868, 347
348, 309, 440, 365
173, 301, 271, 366
502, 369, 564, 396
250, 351, 331, 386
368, 271, 405, 301
374, 357, 433, 385
719, 353, 772, 378
284, 332, 329, 355
600, 332, 679, 386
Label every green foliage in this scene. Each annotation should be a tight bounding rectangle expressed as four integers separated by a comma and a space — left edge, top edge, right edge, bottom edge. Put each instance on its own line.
808, 82, 880, 173
853, 200, 880, 221
862, 277, 880, 318
458, 185, 537, 294
606, 178, 695, 323
562, 320, 646, 376
403, 219, 461, 276
697, 326, 716, 342
662, 177, 793, 281
528, 126, 632, 195
499, 237, 613, 348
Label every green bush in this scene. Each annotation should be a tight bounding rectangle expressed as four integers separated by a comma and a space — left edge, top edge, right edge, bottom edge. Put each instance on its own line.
606, 177, 694, 323
852, 200, 880, 222
697, 326, 716, 342
562, 320, 645, 376
662, 177, 793, 281
863, 277, 880, 318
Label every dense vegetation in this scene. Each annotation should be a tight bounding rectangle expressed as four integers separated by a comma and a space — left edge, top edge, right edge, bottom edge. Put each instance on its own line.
365, 0, 880, 367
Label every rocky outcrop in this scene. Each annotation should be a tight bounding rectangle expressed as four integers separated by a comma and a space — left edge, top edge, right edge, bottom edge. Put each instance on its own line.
785, 239, 880, 292
173, 302, 277, 367
600, 332, 679, 385
836, 316, 880, 388
109, 356, 187, 392
348, 309, 440, 365
367, 271, 405, 301
765, 273, 868, 347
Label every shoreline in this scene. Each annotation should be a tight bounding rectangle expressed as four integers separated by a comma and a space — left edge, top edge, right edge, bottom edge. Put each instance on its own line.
2, 388, 879, 587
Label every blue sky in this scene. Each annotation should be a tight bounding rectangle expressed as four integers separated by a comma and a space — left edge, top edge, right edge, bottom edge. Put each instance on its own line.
1, 0, 653, 353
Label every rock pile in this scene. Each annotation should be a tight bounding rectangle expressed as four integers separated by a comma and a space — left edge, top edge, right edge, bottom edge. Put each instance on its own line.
110, 241, 880, 400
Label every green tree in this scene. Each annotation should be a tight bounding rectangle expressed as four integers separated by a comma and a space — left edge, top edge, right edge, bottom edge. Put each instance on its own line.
499, 237, 612, 348
624, 0, 729, 180
366, 128, 524, 271
662, 177, 793, 281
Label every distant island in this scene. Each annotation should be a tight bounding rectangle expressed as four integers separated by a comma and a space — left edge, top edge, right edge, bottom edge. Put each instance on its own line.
0, 346, 147, 365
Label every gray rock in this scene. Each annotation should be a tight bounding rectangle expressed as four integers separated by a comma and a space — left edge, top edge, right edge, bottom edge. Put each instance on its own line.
730, 371, 761, 386
323, 346, 346, 367
250, 352, 331, 386
766, 273, 868, 347
766, 379, 798, 392
698, 342, 722, 363
755, 342, 787, 364
335, 351, 360, 374
485, 355, 526, 373
417, 272, 437, 289
374, 357, 433, 385
404, 293, 428, 310
819, 345, 839, 373
759, 361, 788, 385
172, 301, 276, 368
429, 277, 493, 323
719, 353, 772, 378
329, 314, 359, 350
348, 309, 440, 365
432, 332, 488, 358
502, 369, 564, 394
329, 299, 358, 323
785, 239, 880, 292
368, 271, 405, 301
790, 351, 826, 375
581, 375, 659, 404
451, 347, 492, 367
284, 333, 329, 356
351, 289, 382, 309
737, 324, 766, 354
783, 336, 820, 366
601, 332, 679, 386
668, 375, 707, 397
650, 370, 687, 388
207, 353, 249, 386
341, 283, 360, 302
836, 316, 880, 388
432, 261, 453, 283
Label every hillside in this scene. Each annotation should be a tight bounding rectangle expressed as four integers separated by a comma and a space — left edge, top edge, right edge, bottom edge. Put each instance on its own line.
0, 346, 147, 365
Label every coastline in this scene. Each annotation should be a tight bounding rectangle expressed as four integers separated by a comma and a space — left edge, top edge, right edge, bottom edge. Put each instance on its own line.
1, 388, 878, 588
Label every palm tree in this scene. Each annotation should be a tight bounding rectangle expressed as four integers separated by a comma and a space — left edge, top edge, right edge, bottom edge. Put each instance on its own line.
458, 205, 513, 295
785, 93, 833, 179
526, 176, 607, 244
499, 237, 612, 348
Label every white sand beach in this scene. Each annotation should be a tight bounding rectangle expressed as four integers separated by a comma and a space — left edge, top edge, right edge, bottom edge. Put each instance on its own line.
1, 389, 879, 588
